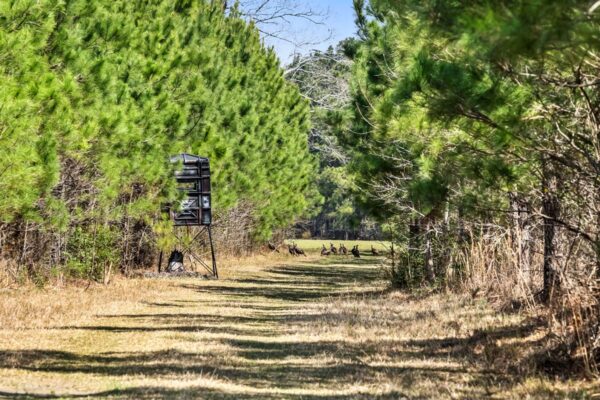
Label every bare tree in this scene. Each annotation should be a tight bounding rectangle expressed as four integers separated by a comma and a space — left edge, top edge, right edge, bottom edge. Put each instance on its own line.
284, 47, 354, 166
233, 0, 331, 50
285, 50, 352, 108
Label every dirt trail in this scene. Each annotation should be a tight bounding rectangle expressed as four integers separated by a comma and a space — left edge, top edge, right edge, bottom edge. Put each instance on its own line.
0, 257, 593, 399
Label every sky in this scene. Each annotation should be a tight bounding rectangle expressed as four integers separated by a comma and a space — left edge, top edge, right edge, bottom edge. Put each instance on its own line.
260, 0, 357, 63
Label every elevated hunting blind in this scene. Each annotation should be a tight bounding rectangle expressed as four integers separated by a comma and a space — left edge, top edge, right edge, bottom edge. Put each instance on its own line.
170, 153, 212, 226
158, 154, 218, 278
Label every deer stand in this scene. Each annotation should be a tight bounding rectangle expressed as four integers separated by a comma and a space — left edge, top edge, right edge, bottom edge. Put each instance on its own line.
157, 225, 218, 278
158, 154, 218, 279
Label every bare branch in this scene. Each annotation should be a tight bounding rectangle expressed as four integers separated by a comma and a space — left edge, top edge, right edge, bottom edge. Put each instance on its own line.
234, 0, 331, 51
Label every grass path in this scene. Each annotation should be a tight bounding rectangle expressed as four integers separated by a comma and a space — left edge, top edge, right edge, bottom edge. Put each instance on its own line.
0, 256, 595, 399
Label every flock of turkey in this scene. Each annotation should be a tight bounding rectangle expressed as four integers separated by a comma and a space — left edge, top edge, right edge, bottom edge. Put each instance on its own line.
319, 243, 380, 257
267, 241, 381, 258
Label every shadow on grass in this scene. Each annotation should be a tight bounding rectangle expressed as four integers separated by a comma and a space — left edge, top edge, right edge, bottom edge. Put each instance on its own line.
181, 284, 388, 302
0, 319, 539, 392
0, 345, 471, 378
304, 256, 384, 266
0, 346, 486, 397
7, 262, 380, 335
0, 388, 411, 400
174, 258, 386, 303
54, 323, 278, 336
0, 256, 570, 399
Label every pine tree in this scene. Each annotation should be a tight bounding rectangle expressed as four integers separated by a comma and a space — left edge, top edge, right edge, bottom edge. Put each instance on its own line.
0, 0, 316, 274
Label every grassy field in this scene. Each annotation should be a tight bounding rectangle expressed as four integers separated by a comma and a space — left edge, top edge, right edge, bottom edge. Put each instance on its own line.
284, 239, 392, 253
0, 254, 596, 399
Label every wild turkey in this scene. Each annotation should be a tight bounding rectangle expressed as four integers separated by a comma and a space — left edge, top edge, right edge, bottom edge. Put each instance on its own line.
268, 242, 280, 253
321, 244, 331, 256
330, 243, 338, 255
371, 245, 380, 256
293, 243, 307, 257
339, 244, 348, 255
288, 244, 296, 256
351, 245, 360, 258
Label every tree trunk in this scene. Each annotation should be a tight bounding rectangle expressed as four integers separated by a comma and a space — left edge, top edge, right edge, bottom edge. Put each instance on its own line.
438, 203, 451, 285
509, 193, 532, 286
408, 218, 420, 283
596, 187, 600, 281
423, 219, 436, 284
542, 170, 561, 304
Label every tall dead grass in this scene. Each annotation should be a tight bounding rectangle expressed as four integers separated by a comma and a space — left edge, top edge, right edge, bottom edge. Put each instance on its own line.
455, 225, 541, 308
452, 224, 599, 376
0, 277, 165, 330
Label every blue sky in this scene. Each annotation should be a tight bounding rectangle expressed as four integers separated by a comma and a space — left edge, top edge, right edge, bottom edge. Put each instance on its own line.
261, 0, 357, 63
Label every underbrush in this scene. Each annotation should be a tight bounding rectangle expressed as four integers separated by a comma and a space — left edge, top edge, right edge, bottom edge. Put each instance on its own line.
386, 229, 600, 379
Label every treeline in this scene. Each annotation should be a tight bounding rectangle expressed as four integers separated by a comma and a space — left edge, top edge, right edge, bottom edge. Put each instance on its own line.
0, 0, 315, 279
333, 0, 599, 373
286, 43, 386, 240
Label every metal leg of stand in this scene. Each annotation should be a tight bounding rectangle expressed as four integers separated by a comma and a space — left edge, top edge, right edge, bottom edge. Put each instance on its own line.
158, 250, 163, 273
208, 225, 218, 278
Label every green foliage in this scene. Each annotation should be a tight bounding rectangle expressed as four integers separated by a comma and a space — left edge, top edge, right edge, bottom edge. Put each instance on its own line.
344, 0, 600, 286
317, 166, 360, 230
0, 0, 315, 273
65, 225, 120, 280
345, 0, 573, 221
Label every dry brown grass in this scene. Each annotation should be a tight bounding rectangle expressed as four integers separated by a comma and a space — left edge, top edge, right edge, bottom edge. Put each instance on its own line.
0, 278, 166, 330
0, 254, 596, 399
453, 228, 600, 376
